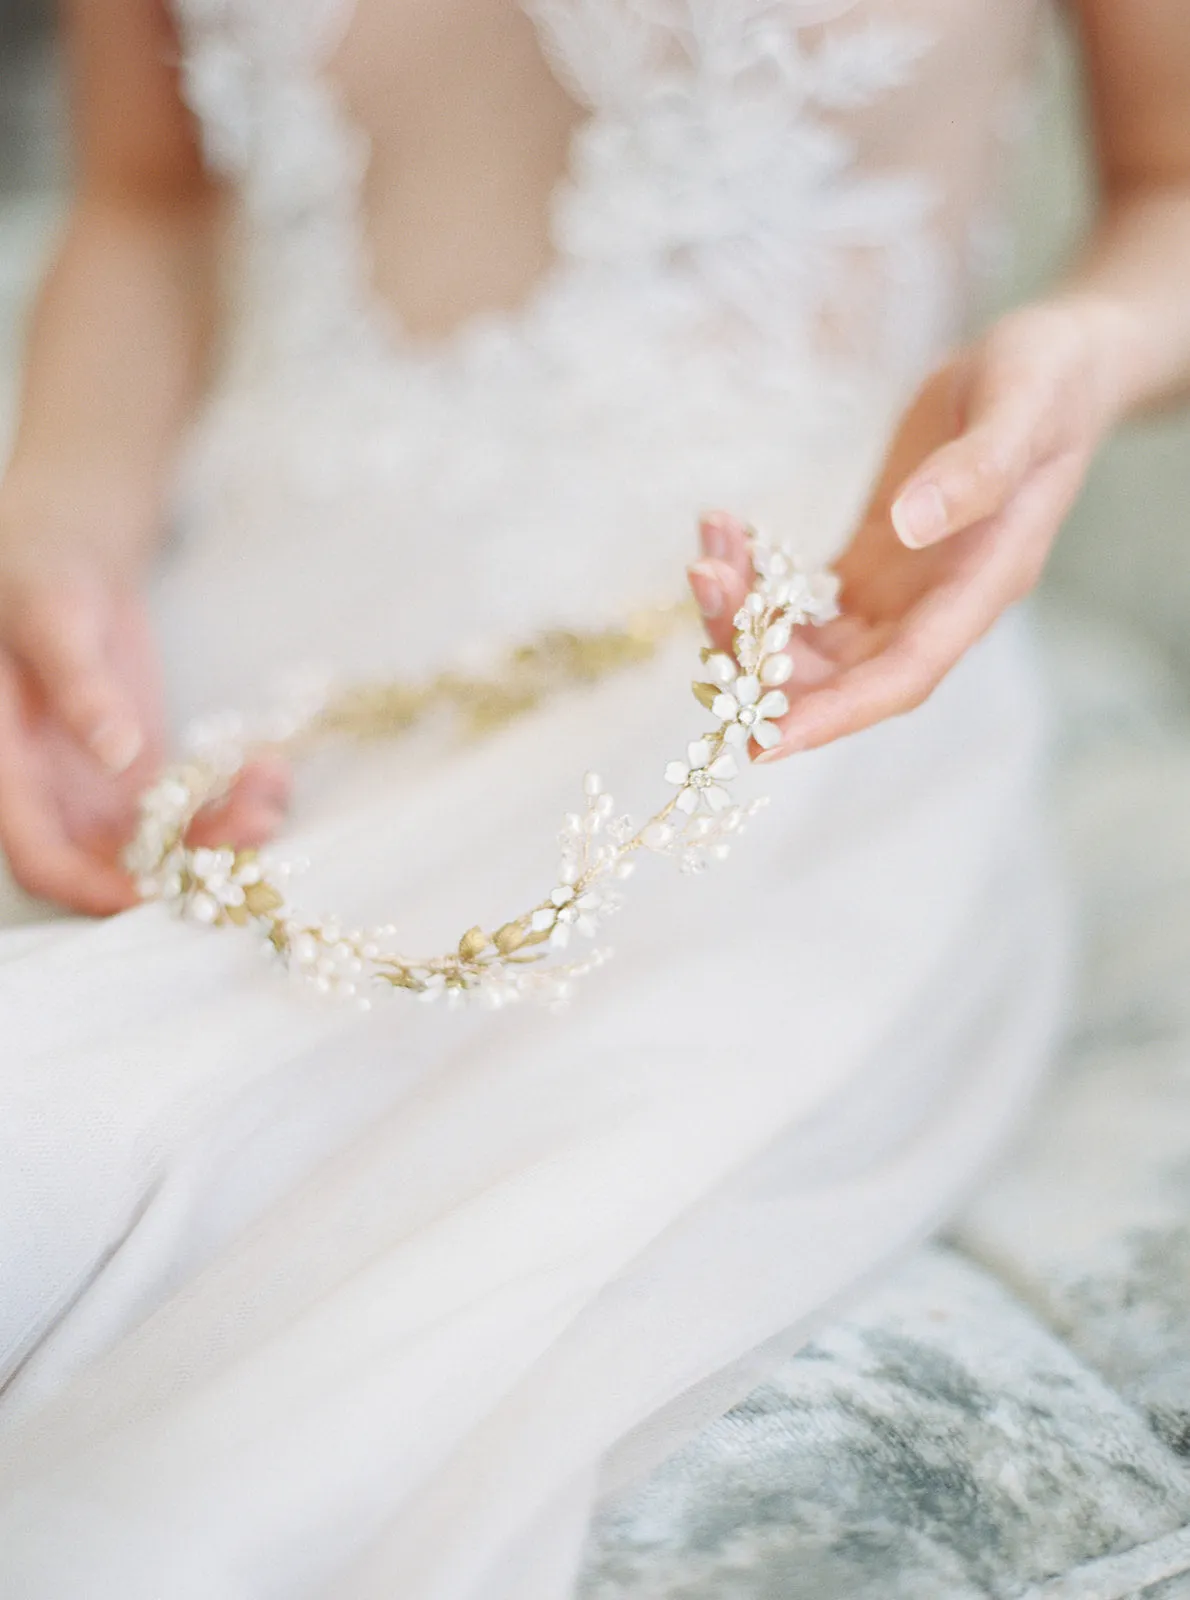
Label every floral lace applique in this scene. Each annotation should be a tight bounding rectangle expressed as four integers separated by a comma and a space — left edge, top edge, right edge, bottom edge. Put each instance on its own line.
525, 2, 942, 370
172, 0, 349, 180
172, 0, 947, 378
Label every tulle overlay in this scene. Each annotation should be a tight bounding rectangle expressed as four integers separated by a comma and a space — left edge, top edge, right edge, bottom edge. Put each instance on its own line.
0, 2, 1063, 1596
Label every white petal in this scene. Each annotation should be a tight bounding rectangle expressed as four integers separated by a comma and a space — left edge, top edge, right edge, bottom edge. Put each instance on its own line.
550, 884, 576, 907
721, 721, 749, 748
707, 752, 738, 781
752, 719, 783, 750
760, 653, 793, 686
675, 787, 700, 814
686, 739, 712, 768
762, 621, 792, 654
664, 760, 690, 786
706, 652, 739, 685
189, 892, 219, 924
530, 907, 557, 932
704, 784, 732, 812
711, 693, 740, 723
734, 674, 761, 706
756, 690, 790, 719
549, 923, 572, 949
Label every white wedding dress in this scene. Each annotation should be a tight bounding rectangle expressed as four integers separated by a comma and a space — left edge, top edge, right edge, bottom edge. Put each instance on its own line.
0, 3, 1069, 1595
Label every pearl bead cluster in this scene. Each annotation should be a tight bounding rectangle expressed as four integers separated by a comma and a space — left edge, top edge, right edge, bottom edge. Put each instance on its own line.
126, 532, 838, 1009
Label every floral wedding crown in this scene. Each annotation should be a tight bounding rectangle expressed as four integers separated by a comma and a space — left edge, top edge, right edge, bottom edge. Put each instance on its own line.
126, 531, 839, 1009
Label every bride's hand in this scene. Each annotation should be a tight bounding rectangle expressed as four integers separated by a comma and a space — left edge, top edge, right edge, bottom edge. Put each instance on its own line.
687, 302, 1117, 759
0, 499, 290, 914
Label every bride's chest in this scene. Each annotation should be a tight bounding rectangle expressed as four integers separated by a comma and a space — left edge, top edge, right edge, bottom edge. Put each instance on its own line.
173, 0, 1042, 347
175, 0, 1042, 162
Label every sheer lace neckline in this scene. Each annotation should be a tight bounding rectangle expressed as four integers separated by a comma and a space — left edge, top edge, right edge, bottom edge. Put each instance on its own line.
163, 0, 1040, 697
172, 0, 954, 377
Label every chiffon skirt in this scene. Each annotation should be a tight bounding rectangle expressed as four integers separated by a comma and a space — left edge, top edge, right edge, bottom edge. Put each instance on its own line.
0, 608, 1067, 1598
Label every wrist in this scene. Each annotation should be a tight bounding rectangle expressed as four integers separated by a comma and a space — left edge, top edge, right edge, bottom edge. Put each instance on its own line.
1044, 186, 1190, 418
1035, 289, 1155, 430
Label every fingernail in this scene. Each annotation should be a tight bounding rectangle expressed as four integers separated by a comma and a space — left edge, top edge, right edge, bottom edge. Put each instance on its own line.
699, 512, 732, 560
90, 718, 143, 775
891, 483, 948, 548
688, 561, 724, 618
753, 744, 786, 764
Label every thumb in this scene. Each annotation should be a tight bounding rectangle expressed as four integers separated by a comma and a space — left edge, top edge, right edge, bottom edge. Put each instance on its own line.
886, 332, 1061, 551
13, 581, 144, 774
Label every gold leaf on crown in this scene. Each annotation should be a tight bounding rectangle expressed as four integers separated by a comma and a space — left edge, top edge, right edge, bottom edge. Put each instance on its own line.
125, 530, 839, 1010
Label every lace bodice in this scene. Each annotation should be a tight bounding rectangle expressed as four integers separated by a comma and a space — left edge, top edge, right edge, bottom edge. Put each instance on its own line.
157, 0, 1041, 714
174, 0, 1037, 368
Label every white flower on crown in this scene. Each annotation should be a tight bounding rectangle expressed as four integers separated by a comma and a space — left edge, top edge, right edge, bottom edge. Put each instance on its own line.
185, 846, 263, 925
711, 672, 790, 751
530, 881, 603, 948
665, 739, 739, 814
